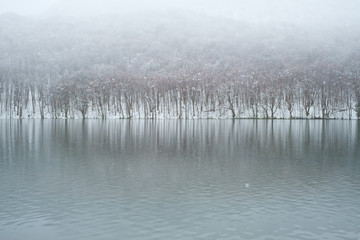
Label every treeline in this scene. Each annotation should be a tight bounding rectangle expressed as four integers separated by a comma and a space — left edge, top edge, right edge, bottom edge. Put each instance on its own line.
0, 12, 359, 119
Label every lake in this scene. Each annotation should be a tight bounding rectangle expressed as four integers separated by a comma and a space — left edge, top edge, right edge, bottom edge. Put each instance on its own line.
0, 120, 359, 240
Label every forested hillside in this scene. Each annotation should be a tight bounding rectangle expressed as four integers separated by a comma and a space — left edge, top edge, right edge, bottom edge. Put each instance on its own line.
1, 11, 359, 119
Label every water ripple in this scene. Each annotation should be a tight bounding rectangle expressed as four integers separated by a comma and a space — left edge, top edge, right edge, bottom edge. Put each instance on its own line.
1, 120, 360, 240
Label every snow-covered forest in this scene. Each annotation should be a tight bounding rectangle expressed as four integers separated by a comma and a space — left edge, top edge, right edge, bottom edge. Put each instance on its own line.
1, 11, 360, 119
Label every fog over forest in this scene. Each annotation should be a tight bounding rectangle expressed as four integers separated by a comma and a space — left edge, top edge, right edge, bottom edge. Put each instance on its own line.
1, 0, 360, 119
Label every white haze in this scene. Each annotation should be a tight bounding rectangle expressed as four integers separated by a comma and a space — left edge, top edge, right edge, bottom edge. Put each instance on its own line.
1, 0, 360, 26
0, 0, 57, 15
1, 0, 360, 120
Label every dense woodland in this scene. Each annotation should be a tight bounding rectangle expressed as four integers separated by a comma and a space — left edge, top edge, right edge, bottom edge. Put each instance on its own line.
1, 11, 360, 119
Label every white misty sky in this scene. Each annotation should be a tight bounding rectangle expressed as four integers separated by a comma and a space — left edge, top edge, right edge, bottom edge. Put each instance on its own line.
0, 0, 359, 25
0, 0, 57, 15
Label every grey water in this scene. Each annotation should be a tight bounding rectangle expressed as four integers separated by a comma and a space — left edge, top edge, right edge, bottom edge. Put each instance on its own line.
0, 120, 359, 240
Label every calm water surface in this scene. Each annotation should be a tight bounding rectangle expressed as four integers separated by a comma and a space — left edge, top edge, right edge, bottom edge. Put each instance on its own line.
0, 120, 359, 240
